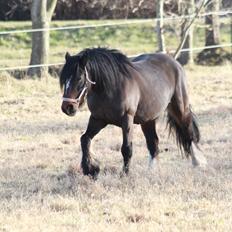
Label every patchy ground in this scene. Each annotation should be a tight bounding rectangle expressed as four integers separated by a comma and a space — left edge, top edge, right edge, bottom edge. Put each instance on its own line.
0, 64, 232, 231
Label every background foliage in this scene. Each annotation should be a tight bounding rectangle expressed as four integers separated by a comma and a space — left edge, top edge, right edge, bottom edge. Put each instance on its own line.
0, 0, 230, 20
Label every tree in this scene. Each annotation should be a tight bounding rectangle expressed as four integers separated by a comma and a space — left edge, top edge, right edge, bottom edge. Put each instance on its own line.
174, 0, 205, 63
28, 0, 57, 77
196, 0, 230, 65
205, 0, 220, 47
156, 0, 165, 52
177, 0, 194, 65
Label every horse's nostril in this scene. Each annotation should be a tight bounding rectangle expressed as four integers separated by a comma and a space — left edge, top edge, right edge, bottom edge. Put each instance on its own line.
67, 105, 72, 113
66, 104, 75, 115
61, 103, 76, 116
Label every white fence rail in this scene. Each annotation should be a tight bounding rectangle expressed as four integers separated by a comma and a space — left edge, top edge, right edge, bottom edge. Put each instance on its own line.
0, 11, 231, 35
0, 10, 231, 72
1, 43, 231, 72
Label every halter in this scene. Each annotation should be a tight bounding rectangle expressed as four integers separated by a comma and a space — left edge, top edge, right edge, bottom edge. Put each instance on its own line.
62, 67, 95, 105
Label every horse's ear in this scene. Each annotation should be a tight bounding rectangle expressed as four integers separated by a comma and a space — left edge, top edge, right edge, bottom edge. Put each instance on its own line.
65, 52, 71, 61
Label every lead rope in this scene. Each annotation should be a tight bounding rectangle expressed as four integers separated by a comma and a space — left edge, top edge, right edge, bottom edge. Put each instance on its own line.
85, 67, 96, 85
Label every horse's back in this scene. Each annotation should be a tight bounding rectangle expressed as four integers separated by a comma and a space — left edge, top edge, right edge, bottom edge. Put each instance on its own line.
132, 52, 181, 71
131, 53, 184, 124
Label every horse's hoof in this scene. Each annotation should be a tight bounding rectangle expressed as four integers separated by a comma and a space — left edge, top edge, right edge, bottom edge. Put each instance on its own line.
148, 156, 160, 170
119, 171, 128, 178
192, 158, 207, 169
119, 167, 130, 178
83, 164, 100, 179
191, 153, 208, 168
191, 143, 208, 168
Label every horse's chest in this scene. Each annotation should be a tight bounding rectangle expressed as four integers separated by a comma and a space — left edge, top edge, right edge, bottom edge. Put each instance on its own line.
87, 96, 124, 123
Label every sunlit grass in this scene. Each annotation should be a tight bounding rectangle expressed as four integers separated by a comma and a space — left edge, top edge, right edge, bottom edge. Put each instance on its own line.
0, 18, 231, 67
0, 65, 232, 231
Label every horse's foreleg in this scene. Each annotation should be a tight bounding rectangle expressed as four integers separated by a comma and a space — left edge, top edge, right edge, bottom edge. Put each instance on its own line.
81, 116, 106, 178
121, 114, 133, 174
141, 120, 159, 169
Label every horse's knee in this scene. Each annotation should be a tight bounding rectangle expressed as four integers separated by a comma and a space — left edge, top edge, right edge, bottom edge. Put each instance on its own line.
80, 133, 87, 143
80, 133, 91, 147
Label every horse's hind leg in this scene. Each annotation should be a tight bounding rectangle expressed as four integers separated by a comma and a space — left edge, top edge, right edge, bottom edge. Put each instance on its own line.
81, 116, 107, 178
166, 66, 207, 167
141, 120, 159, 168
167, 102, 207, 167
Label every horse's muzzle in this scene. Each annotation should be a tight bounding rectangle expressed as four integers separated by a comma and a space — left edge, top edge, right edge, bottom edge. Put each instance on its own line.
61, 102, 77, 116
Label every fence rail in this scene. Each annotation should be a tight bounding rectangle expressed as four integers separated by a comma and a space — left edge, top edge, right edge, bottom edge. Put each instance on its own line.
0, 43, 231, 72
0, 11, 231, 35
0, 10, 231, 72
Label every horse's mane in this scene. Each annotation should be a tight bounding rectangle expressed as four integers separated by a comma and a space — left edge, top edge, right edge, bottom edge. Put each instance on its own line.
60, 47, 134, 95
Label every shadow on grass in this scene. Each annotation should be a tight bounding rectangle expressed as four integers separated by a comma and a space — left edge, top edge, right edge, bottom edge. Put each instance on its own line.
1, 155, 232, 203
0, 119, 87, 137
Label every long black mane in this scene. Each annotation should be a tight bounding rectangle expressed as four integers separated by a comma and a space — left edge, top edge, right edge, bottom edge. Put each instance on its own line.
60, 47, 134, 95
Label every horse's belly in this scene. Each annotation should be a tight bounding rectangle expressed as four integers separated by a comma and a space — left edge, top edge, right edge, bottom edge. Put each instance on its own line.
134, 94, 170, 124
134, 108, 163, 124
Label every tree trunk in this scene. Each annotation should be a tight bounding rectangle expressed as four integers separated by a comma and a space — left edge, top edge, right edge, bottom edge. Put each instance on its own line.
28, 0, 57, 78
205, 0, 220, 46
196, 0, 226, 65
156, 0, 165, 52
178, 0, 194, 65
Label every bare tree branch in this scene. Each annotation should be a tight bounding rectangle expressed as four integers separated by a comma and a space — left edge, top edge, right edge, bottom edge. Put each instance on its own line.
174, 0, 207, 59
47, 0, 58, 20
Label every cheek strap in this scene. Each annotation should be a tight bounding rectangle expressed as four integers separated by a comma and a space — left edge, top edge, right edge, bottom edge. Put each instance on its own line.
85, 67, 96, 85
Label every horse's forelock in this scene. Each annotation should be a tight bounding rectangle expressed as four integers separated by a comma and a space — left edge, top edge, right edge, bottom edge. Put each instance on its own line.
60, 56, 81, 89
60, 62, 70, 89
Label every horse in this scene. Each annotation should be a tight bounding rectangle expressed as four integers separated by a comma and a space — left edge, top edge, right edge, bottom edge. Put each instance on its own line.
60, 47, 207, 178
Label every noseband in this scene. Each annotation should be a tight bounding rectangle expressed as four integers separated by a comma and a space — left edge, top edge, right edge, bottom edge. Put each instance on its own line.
62, 67, 95, 105
62, 86, 88, 105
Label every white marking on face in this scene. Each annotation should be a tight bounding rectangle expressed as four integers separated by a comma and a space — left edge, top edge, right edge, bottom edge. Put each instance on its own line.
65, 78, 71, 94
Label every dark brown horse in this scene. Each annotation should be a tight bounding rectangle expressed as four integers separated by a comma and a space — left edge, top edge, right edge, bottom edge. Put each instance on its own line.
60, 47, 207, 178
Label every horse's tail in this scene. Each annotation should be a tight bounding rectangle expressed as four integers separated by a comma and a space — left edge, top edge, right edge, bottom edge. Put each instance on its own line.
167, 108, 200, 157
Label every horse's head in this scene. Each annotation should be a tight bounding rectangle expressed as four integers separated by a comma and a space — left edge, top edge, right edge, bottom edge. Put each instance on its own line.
60, 52, 95, 116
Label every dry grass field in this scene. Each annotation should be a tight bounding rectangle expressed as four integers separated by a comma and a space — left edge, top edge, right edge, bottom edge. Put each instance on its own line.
0, 64, 232, 231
